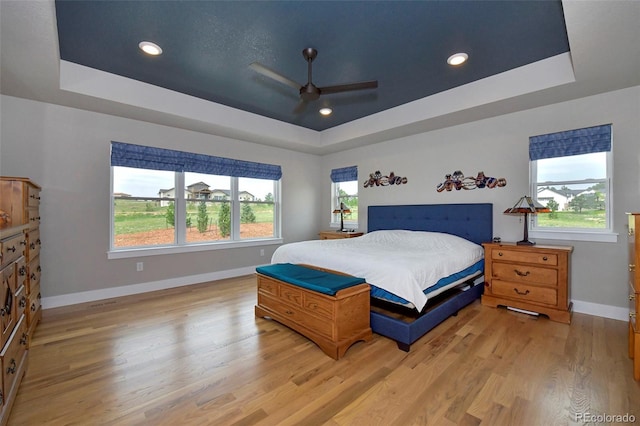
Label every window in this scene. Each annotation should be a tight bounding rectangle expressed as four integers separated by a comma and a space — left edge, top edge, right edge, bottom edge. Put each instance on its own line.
330, 166, 358, 229
110, 142, 281, 256
529, 124, 615, 242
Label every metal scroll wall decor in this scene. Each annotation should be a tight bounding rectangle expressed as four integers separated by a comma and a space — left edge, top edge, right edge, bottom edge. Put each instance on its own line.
437, 170, 506, 192
364, 170, 408, 188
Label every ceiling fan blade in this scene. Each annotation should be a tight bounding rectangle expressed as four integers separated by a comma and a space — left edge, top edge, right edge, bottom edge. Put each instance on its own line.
293, 98, 308, 114
319, 80, 378, 95
249, 62, 301, 90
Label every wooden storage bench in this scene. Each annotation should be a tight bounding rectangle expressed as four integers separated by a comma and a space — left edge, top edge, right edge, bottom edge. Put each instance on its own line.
255, 263, 372, 359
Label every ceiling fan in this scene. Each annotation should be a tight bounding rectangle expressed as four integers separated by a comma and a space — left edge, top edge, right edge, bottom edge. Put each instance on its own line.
250, 47, 378, 113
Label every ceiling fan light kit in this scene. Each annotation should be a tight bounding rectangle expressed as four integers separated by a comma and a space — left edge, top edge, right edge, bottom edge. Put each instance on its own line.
250, 47, 378, 114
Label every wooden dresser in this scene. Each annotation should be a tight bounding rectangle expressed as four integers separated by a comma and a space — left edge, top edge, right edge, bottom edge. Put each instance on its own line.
628, 213, 640, 380
481, 242, 573, 323
0, 177, 41, 425
319, 231, 363, 240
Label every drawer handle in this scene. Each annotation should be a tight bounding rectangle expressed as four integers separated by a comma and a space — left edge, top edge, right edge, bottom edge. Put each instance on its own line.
7, 246, 16, 253
542, 256, 548, 261
6, 359, 16, 375
19, 265, 27, 276
285, 310, 294, 315
631, 312, 637, 319
31, 303, 37, 312
631, 294, 636, 301
514, 269, 530, 277
630, 264, 636, 272
513, 288, 530, 296
498, 252, 503, 256
20, 333, 27, 346
19, 296, 27, 308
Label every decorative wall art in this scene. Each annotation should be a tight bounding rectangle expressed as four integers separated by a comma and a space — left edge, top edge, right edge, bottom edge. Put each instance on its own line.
437, 170, 506, 192
364, 170, 408, 188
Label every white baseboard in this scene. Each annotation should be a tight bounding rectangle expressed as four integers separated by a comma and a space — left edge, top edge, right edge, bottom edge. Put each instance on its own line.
42, 272, 631, 323
42, 265, 265, 309
572, 299, 629, 322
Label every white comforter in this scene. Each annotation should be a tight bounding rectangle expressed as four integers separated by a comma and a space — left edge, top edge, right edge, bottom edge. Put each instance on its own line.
271, 230, 483, 311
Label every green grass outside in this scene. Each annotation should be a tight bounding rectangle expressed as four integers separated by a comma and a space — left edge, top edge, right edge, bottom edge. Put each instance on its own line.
536, 209, 605, 228
114, 199, 274, 235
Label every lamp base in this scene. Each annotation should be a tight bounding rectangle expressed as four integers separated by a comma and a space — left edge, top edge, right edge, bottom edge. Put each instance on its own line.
516, 240, 535, 246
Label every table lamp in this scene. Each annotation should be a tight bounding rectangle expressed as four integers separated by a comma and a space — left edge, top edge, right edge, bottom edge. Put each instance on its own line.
332, 202, 351, 232
504, 195, 550, 245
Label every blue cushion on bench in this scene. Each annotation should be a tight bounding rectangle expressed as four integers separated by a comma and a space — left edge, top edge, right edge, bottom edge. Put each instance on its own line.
256, 263, 366, 296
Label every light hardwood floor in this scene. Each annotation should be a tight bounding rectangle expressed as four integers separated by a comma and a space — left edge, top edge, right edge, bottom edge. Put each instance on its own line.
8, 276, 640, 425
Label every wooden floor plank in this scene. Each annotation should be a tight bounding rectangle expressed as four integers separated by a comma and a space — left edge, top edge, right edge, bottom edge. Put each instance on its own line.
7, 275, 640, 425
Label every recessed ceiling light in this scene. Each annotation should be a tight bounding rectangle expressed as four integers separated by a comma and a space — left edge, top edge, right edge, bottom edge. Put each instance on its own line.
447, 52, 468, 66
319, 108, 333, 116
139, 41, 162, 56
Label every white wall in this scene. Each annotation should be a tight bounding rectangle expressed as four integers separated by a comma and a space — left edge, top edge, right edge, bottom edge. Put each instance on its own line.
0, 95, 322, 300
2, 86, 638, 319
321, 86, 640, 318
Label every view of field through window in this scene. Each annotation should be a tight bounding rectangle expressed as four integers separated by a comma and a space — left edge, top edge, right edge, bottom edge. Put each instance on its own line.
113, 167, 276, 248
533, 152, 608, 230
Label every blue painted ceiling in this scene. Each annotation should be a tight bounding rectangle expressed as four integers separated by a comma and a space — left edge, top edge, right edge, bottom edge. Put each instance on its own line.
54, 1, 569, 132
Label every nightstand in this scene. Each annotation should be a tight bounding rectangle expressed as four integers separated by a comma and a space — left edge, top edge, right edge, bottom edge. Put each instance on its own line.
319, 231, 364, 240
481, 242, 573, 323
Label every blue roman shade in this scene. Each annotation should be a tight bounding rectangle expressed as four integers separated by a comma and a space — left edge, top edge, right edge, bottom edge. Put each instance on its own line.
330, 165, 358, 183
529, 124, 612, 161
111, 141, 282, 180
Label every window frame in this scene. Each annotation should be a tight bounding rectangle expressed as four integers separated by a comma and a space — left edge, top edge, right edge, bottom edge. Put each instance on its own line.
108, 145, 282, 259
330, 180, 359, 230
528, 131, 617, 243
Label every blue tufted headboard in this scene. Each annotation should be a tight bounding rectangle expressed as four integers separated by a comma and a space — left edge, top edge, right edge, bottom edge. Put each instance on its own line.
367, 203, 493, 246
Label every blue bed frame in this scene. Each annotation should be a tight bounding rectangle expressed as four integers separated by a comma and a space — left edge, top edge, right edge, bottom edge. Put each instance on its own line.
367, 203, 493, 351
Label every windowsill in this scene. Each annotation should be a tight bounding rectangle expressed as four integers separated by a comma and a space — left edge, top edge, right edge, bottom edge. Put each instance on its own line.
107, 237, 283, 259
529, 229, 618, 243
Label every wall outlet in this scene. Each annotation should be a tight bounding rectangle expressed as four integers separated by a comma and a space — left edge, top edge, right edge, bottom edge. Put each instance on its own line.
260, 249, 265, 257
136, 262, 143, 272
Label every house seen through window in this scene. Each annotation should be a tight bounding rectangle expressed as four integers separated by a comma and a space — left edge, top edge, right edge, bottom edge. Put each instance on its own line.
331, 166, 358, 229
111, 142, 281, 251
529, 124, 612, 238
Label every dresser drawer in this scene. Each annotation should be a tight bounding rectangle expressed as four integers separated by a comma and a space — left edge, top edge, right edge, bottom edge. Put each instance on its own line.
1, 233, 26, 267
491, 279, 558, 306
15, 285, 27, 321
492, 249, 558, 266
27, 256, 41, 295
27, 185, 40, 208
15, 256, 27, 291
257, 275, 279, 296
304, 292, 334, 320
1, 261, 16, 294
631, 282, 638, 332
26, 228, 41, 261
279, 283, 303, 307
1, 315, 27, 403
492, 262, 558, 286
258, 293, 333, 338
27, 208, 40, 230
27, 281, 41, 327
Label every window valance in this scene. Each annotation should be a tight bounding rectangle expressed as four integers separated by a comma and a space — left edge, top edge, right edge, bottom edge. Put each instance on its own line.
330, 165, 358, 183
111, 141, 282, 180
529, 124, 612, 161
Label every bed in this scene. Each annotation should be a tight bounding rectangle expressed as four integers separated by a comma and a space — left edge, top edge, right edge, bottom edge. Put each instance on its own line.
271, 203, 493, 351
